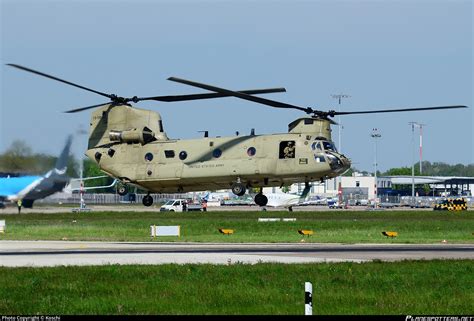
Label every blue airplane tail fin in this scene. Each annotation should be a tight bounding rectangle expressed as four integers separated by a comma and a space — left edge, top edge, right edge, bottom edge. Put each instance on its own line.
55, 135, 73, 171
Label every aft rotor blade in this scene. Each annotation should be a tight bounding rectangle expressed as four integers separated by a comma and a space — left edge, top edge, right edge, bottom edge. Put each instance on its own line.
138, 87, 287, 102
6, 64, 113, 100
64, 103, 111, 113
334, 105, 468, 116
168, 77, 313, 113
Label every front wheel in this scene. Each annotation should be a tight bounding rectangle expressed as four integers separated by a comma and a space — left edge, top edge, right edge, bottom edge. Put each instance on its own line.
231, 182, 246, 196
117, 184, 128, 196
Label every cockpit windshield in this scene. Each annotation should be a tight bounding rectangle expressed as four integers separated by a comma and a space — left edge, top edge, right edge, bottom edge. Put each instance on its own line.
322, 141, 337, 152
311, 142, 322, 151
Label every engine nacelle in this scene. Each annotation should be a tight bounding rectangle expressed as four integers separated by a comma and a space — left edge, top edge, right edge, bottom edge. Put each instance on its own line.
109, 127, 156, 145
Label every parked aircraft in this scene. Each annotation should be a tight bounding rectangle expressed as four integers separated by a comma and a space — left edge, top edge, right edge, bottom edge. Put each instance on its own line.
264, 184, 312, 211
0, 136, 72, 208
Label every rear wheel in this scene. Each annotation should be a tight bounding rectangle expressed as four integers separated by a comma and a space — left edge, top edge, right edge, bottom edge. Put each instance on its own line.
142, 195, 153, 207
254, 193, 268, 206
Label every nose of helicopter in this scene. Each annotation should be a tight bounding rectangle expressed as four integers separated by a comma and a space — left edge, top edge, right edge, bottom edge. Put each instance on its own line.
339, 154, 351, 173
326, 152, 351, 174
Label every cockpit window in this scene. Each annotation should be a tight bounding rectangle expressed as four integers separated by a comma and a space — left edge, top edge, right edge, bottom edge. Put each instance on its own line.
314, 155, 326, 163
311, 142, 322, 151
322, 141, 337, 152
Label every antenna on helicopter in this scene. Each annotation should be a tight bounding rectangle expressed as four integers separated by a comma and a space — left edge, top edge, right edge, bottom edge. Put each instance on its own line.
198, 130, 209, 138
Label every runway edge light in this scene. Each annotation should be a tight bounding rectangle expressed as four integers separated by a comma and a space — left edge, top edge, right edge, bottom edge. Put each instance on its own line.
298, 230, 314, 237
382, 231, 398, 238
219, 228, 234, 235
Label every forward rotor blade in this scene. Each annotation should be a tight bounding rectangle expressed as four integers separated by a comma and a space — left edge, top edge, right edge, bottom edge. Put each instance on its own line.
6, 64, 113, 100
334, 105, 468, 116
168, 77, 312, 113
64, 103, 111, 113
138, 87, 287, 102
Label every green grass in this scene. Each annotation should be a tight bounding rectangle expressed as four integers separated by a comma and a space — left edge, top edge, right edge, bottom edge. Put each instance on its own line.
0, 260, 472, 315
0, 210, 473, 243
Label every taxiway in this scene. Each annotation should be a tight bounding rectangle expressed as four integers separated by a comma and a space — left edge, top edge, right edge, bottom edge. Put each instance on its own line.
1, 241, 472, 267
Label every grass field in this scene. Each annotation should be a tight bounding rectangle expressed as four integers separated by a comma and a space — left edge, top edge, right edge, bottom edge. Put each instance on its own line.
0, 210, 473, 243
0, 260, 472, 315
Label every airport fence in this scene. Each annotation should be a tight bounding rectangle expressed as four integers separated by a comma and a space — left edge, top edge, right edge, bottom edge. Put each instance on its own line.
36, 192, 474, 208
40, 192, 189, 206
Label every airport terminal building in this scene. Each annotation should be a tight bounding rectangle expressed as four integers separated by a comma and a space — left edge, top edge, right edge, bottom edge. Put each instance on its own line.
282, 173, 474, 201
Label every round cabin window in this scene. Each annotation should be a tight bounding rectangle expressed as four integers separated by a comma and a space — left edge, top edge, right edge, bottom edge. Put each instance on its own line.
145, 152, 153, 161
213, 148, 222, 158
179, 151, 188, 160
247, 147, 256, 156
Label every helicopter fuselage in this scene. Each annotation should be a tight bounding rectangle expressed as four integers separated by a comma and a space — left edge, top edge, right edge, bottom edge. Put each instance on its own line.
85, 105, 351, 193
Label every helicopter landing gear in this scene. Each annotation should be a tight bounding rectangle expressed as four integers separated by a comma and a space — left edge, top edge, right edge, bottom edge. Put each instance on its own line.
254, 192, 268, 207
231, 182, 246, 196
142, 193, 153, 207
117, 183, 128, 196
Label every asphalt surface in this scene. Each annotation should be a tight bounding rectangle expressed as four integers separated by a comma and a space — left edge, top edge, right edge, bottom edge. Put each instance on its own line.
1, 241, 472, 267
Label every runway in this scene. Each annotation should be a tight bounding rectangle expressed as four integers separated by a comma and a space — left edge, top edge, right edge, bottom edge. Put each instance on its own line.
1, 241, 473, 267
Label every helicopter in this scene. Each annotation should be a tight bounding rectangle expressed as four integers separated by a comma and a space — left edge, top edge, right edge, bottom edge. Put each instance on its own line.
6, 64, 467, 207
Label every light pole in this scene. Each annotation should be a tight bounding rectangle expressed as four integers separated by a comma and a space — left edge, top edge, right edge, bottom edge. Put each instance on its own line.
408, 122, 419, 206
371, 128, 381, 208
76, 126, 88, 210
417, 123, 426, 174
331, 94, 350, 153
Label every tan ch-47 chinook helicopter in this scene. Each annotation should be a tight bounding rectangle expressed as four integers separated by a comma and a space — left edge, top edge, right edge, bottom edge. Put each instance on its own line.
7, 64, 467, 207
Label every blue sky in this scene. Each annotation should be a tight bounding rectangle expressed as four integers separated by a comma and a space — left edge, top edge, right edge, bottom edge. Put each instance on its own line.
1, 0, 472, 172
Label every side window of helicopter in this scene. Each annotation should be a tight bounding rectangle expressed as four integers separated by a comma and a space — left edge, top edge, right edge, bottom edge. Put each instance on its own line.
279, 141, 296, 159
165, 150, 175, 158
144, 152, 153, 162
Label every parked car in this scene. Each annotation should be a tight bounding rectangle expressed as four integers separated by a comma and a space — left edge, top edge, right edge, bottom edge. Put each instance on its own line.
160, 199, 202, 212
328, 199, 343, 209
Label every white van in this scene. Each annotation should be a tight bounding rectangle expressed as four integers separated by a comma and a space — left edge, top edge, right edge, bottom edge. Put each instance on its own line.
160, 199, 202, 212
